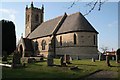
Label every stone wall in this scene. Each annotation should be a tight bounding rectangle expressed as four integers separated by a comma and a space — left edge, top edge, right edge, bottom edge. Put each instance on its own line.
32, 32, 98, 59
55, 32, 98, 59
32, 36, 51, 57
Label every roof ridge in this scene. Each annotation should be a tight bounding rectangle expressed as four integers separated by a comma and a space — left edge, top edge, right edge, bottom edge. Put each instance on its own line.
67, 12, 81, 16
52, 13, 67, 35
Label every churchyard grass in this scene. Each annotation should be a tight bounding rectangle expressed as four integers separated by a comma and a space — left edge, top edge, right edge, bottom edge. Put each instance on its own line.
2, 58, 120, 79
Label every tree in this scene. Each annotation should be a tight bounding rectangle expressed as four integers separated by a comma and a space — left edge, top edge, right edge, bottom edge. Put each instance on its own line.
100, 46, 108, 53
1, 20, 16, 61
68, 0, 108, 16
116, 48, 120, 63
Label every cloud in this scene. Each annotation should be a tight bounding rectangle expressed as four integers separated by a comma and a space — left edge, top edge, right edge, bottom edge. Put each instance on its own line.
0, 8, 17, 14
9, 14, 15, 22
108, 21, 118, 27
0, 8, 17, 22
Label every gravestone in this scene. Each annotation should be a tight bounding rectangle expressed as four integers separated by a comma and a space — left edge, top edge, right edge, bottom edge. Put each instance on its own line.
92, 58, 95, 62
47, 53, 53, 66
60, 54, 71, 66
106, 56, 111, 66
47, 42, 54, 66
60, 56, 66, 67
28, 58, 36, 63
12, 52, 22, 68
66, 55, 71, 64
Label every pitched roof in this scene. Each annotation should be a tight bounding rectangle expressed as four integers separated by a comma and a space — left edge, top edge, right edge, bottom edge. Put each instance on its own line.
28, 15, 63, 39
56, 12, 98, 34
28, 12, 98, 39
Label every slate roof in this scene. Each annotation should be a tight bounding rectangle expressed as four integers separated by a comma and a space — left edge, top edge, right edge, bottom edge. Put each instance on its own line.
28, 16, 63, 39
28, 12, 98, 39
56, 12, 98, 34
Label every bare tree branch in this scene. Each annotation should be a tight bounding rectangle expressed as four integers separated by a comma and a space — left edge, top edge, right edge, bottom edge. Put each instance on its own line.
68, 0, 108, 16
98, 0, 108, 11
84, 0, 98, 16
68, 0, 79, 9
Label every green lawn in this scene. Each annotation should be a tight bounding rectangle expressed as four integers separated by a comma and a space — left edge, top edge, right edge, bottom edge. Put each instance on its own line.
2, 58, 120, 79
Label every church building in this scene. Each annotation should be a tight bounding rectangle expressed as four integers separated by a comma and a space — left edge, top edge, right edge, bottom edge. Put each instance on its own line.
17, 2, 99, 59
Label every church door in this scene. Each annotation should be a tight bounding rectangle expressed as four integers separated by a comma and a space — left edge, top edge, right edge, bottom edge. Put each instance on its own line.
20, 45, 23, 57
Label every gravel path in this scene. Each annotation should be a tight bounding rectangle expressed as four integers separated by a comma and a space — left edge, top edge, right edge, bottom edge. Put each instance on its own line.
86, 70, 118, 79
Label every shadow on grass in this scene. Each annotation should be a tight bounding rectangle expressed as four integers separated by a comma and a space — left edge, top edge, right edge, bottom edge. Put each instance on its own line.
109, 65, 120, 67
73, 64, 97, 67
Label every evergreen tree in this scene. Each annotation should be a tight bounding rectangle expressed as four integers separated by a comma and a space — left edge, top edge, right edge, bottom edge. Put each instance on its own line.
1, 20, 16, 61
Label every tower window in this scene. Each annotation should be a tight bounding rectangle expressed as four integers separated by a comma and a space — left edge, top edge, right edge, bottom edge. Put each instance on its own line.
41, 40, 46, 50
74, 34, 77, 45
35, 14, 39, 22
60, 36, 62, 46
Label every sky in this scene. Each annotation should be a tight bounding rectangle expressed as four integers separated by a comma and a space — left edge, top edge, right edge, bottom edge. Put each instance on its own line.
0, 1, 119, 52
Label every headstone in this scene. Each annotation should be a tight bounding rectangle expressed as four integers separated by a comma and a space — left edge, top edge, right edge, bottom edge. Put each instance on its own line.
47, 53, 54, 66
47, 42, 54, 66
77, 56, 80, 60
12, 52, 22, 68
28, 58, 36, 63
70, 66, 79, 70
64, 54, 66, 63
106, 56, 111, 66
92, 58, 95, 62
66, 55, 71, 64
70, 56, 72, 61
60, 56, 66, 67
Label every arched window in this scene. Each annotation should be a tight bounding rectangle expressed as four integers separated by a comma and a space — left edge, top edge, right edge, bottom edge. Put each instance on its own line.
41, 40, 46, 50
74, 34, 77, 45
35, 14, 39, 22
34, 41, 38, 50
60, 36, 62, 46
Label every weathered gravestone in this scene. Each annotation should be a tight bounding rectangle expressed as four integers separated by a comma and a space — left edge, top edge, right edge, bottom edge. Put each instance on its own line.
60, 54, 71, 66
92, 58, 95, 62
106, 55, 111, 66
12, 52, 22, 68
47, 42, 54, 66
28, 58, 36, 63
47, 53, 54, 66
66, 55, 71, 64
60, 56, 66, 67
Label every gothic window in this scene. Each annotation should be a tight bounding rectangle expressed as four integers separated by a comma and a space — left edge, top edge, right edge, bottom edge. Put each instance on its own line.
35, 14, 39, 22
41, 39, 46, 50
34, 41, 38, 50
94, 35, 96, 45
60, 36, 62, 46
74, 34, 77, 45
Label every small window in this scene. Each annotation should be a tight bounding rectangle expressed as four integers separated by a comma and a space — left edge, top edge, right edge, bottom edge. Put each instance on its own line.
41, 40, 46, 50
35, 14, 39, 22
60, 36, 62, 46
74, 34, 77, 45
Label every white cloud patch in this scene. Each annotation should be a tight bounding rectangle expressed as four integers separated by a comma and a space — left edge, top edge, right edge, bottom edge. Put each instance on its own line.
0, 8, 17, 22
108, 21, 118, 27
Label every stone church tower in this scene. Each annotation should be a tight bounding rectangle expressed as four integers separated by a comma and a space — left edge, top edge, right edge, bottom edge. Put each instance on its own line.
25, 2, 44, 37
